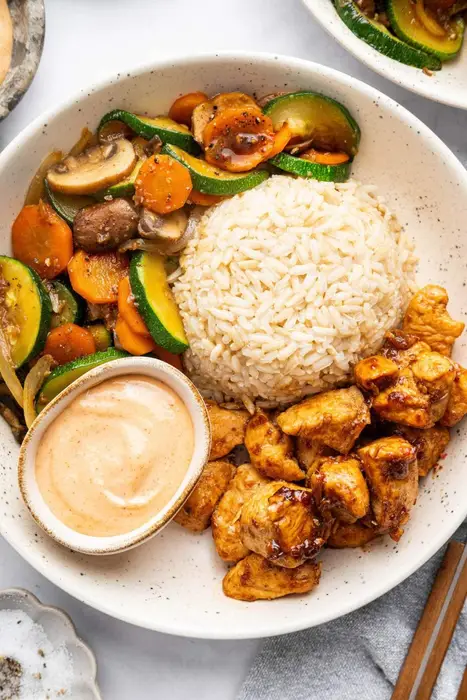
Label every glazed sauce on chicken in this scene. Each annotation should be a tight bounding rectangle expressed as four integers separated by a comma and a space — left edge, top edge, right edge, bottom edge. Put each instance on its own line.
0, 0, 12, 86
35, 374, 194, 536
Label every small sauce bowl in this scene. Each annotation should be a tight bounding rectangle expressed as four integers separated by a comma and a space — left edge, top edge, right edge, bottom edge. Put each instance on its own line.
18, 357, 211, 555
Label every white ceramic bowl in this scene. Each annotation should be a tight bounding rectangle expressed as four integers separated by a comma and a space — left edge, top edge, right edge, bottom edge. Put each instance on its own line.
0, 52, 466, 639
18, 357, 211, 555
0, 588, 101, 699
302, 0, 467, 110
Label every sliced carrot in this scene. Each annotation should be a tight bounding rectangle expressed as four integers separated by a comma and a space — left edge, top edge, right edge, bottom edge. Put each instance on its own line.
44, 323, 96, 365
12, 201, 73, 279
301, 149, 350, 166
118, 277, 150, 337
135, 154, 192, 214
189, 190, 227, 206
115, 315, 156, 355
266, 123, 292, 160
203, 107, 276, 172
168, 92, 209, 127
153, 345, 184, 372
68, 249, 129, 304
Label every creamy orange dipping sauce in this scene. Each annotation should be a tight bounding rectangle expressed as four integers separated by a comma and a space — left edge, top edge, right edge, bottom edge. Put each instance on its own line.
35, 374, 194, 537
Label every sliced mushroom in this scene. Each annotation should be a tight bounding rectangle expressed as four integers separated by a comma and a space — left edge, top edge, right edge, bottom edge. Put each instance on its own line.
46, 139, 137, 195
134, 206, 201, 254
256, 92, 287, 108
286, 138, 315, 155
98, 119, 133, 144
73, 198, 139, 252
191, 92, 259, 145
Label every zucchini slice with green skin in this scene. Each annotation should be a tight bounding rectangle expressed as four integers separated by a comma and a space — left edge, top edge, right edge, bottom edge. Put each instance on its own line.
130, 251, 188, 354
387, 0, 464, 61
270, 152, 351, 182
162, 144, 269, 195
49, 280, 85, 329
0, 256, 52, 368
85, 324, 112, 351
98, 110, 199, 155
37, 348, 128, 410
263, 90, 361, 157
94, 158, 145, 200
45, 179, 94, 225
335, 0, 442, 69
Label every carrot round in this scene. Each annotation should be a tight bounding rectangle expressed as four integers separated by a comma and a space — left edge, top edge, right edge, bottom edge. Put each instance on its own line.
168, 92, 209, 127
135, 154, 192, 214
267, 123, 292, 160
203, 107, 275, 172
118, 277, 150, 337
68, 249, 129, 304
44, 323, 96, 365
189, 190, 227, 206
12, 201, 73, 279
301, 149, 350, 166
115, 315, 156, 355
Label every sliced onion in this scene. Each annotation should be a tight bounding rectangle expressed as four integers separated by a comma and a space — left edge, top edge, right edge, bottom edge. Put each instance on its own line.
23, 355, 55, 428
118, 238, 166, 254
68, 127, 97, 157
0, 326, 23, 407
24, 150, 64, 205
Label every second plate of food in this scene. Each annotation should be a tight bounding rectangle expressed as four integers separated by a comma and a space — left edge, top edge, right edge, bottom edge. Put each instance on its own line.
0, 52, 466, 639
303, 0, 467, 109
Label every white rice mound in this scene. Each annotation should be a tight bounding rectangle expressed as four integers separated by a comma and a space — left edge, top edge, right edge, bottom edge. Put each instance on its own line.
173, 175, 417, 406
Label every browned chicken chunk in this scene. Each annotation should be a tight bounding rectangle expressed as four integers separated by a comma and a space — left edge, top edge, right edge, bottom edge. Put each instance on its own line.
223, 553, 321, 602
357, 437, 418, 540
354, 355, 399, 394
441, 364, 467, 427
245, 410, 304, 482
308, 456, 370, 523
211, 464, 269, 562
277, 386, 371, 454
327, 521, 379, 548
240, 481, 329, 568
296, 438, 336, 474
402, 285, 464, 356
392, 425, 450, 478
174, 460, 234, 533
373, 352, 455, 428
381, 330, 431, 368
206, 401, 249, 460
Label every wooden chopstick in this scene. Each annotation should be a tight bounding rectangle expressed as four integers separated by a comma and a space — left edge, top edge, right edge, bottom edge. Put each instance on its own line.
457, 665, 467, 699
392, 540, 467, 700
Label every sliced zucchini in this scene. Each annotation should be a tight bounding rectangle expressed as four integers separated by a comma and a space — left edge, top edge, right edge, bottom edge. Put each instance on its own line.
270, 152, 351, 182
37, 348, 127, 410
49, 280, 85, 329
130, 251, 188, 354
263, 90, 361, 157
162, 144, 269, 196
94, 158, 144, 200
334, 0, 442, 69
387, 0, 464, 61
45, 179, 94, 225
0, 256, 51, 368
98, 110, 199, 155
85, 324, 112, 351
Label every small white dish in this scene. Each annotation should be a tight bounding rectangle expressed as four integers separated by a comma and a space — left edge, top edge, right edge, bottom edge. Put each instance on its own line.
0, 587, 101, 699
18, 357, 211, 555
302, 0, 467, 110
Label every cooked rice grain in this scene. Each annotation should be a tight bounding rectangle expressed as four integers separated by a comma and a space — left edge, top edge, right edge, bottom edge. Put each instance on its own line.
173, 175, 417, 405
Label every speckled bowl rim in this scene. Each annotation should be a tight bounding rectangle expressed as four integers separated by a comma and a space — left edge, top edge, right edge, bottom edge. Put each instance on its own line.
302, 0, 467, 110
0, 587, 102, 699
18, 357, 211, 555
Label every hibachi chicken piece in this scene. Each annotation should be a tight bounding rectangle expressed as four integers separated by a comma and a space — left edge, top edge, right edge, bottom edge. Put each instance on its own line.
206, 401, 249, 460
308, 456, 370, 523
392, 425, 450, 478
327, 521, 379, 548
382, 330, 431, 368
245, 410, 305, 482
277, 386, 371, 454
296, 438, 335, 474
357, 437, 418, 540
211, 464, 269, 562
373, 352, 455, 429
354, 355, 399, 394
223, 553, 321, 602
174, 460, 234, 532
240, 481, 329, 568
441, 364, 467, 427
402, 285, 464, 357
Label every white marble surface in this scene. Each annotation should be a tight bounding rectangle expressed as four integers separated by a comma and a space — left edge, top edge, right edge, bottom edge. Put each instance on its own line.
0, 0, 465, 698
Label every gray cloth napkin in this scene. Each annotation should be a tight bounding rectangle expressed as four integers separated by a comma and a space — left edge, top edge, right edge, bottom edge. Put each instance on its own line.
238, 522, 467, 700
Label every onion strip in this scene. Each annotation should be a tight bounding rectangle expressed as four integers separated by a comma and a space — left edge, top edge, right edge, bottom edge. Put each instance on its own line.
23, 355, 55, 428
0, 326, 23, 407
24, 150, 63, 205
